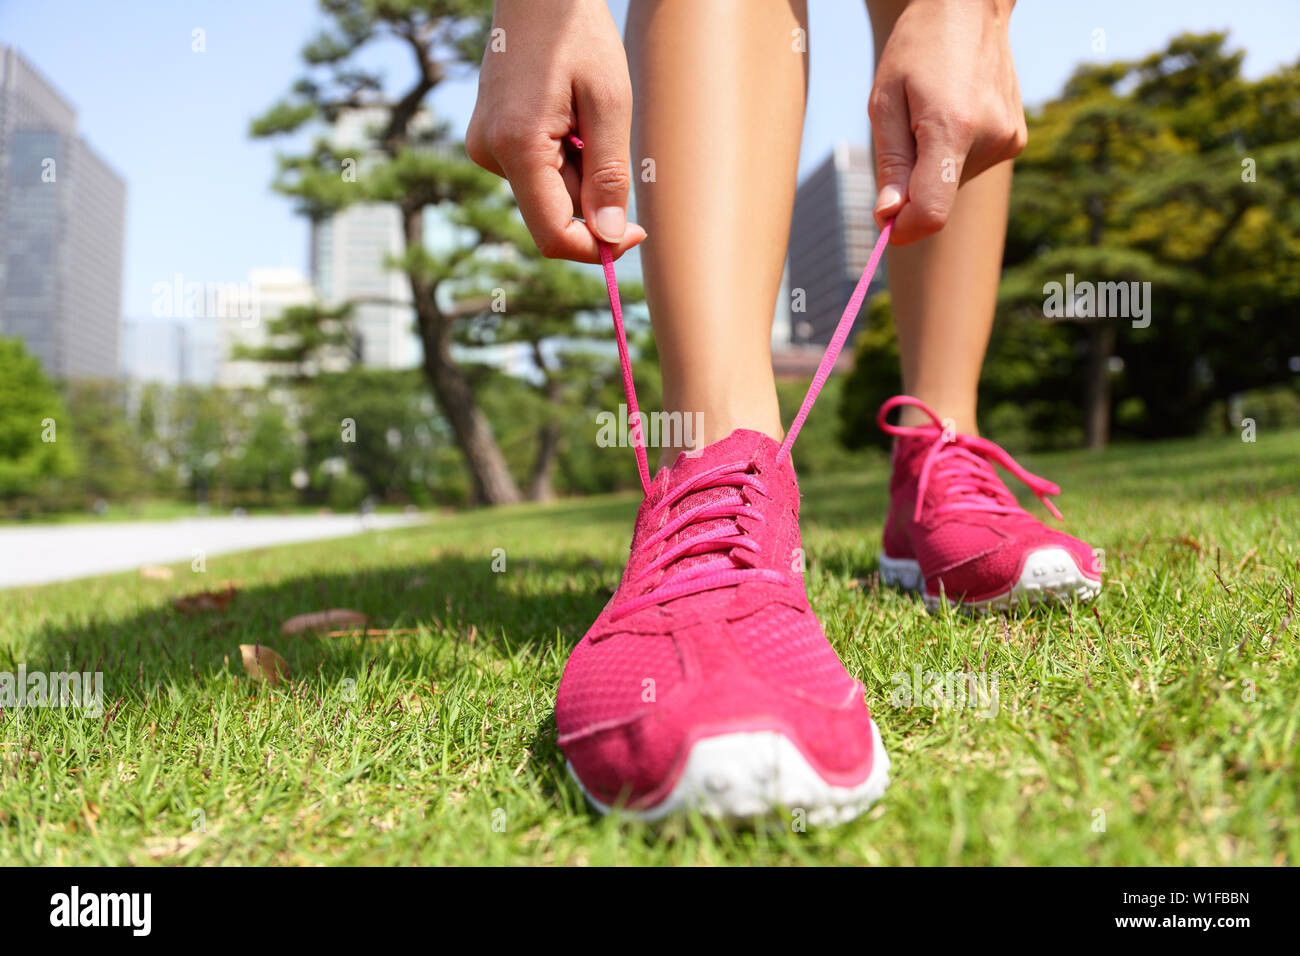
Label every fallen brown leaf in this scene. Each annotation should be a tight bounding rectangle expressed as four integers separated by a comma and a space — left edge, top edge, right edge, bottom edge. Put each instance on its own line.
82, 800, 100, 836
240, 644, 289, 686
172, 585, 238, 614
140, 565, 174, 581
280, 609, 368, 635
327, 627, 422, 639
141, 834, 202, 861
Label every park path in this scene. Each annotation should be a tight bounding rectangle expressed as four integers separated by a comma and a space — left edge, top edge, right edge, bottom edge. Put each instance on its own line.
0, 513, 428, 588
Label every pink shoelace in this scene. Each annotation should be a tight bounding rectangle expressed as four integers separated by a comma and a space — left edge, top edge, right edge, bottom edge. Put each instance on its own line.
571, 134, 892, 620
877, 395, 1064, 522
601, 457, 786, 621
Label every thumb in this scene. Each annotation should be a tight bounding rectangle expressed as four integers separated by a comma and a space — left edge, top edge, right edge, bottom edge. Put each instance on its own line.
575, 80, 634, 244
868, 79, 915, 230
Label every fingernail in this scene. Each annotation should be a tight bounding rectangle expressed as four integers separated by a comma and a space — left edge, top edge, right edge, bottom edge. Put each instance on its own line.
594, 206, 627, 242
875, 185, 902, 213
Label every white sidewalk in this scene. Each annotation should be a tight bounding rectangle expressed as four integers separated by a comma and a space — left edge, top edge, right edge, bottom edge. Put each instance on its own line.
0, 513, 428, 588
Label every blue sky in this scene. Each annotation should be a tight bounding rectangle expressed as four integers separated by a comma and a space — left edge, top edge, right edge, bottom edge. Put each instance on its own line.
2, 0, 1296, 319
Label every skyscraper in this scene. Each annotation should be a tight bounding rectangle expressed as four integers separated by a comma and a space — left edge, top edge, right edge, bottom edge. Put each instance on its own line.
0, 46, 126, 379
312, 202, 416, 370
786, 144, 884, 347
120, 316, 219, 386
310, 108, 422, 371
215, 267, 318, 388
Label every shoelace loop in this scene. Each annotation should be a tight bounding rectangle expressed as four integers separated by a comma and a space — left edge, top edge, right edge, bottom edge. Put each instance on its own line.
877, 395, 1064, 523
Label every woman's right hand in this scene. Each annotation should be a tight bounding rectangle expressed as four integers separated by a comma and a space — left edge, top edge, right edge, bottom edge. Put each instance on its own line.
466, 0, 647, 263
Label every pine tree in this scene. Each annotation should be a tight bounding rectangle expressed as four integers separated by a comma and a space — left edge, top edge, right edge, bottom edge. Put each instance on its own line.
251, 0, 642, 502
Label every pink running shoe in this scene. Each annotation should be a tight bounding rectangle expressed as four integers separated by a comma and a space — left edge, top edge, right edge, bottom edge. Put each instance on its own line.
556, 224, 895, 823
876, 396, 1102, 612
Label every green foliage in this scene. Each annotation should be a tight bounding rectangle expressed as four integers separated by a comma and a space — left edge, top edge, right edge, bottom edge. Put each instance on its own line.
60, 381, 148, 501
233, 302, 357, 382
229, 403, 301, 502
1, 364, 660, 516
250, 0, 642, 502
838, 293, 902, 452
167, 386, 239, 505
247, 100, 316, 138
838, 293, 1086, 453
299, 368, 443, 505
840, 32, 1300, 451
0, 338, 76, 501
776, 375, 877, 475
1002, 32, 1300, 442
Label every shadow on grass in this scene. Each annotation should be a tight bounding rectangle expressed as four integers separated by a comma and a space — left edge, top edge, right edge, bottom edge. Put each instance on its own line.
0, 551, 631, 825
16, 553, 613, 705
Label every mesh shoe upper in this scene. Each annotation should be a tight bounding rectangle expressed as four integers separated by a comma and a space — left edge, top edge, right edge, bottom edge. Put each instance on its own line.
556, 430, 876, 809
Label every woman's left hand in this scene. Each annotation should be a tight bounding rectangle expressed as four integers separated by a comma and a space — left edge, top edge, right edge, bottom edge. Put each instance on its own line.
869, 0, 1027, 244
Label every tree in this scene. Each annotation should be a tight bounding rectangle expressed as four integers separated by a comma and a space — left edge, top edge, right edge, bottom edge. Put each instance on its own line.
455, 255, 643, 500
169, 386, 237, 506
840, 33, 1300, 453
61, 381, 148, 502
251, 0, 636, 504
233, 302, 356, 383
0, 338, 76, 503
230, 402, 300, 503
299, 367, 441, 504
1000, 34, 1300, 447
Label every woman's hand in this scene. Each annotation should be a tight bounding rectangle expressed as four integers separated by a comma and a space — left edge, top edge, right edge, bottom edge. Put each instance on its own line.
869, 0, 1027, 244
466, 0, 647, 262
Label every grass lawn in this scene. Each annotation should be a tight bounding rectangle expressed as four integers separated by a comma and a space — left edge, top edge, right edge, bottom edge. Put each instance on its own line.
1, 429, 1297, 865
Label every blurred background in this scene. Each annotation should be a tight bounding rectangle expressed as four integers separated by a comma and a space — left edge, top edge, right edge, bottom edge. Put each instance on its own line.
0, 0, 1296, 520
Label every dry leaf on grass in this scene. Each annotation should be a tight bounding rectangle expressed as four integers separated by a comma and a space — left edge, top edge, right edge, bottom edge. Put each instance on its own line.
172, 585, 238, 613
139, 565, 174, 581
325, 627, 422, 639
142, 833, 202, 861
240, 644, 289, 686
280, 609, 368, 635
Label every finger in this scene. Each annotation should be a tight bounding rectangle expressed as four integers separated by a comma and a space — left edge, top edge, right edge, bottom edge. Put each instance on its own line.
500, 151, 646, 263
574, 78, 634, 243
891, 120, 964, 245
465, 112, 504, 177
499, 140, 608, 261
467, 141, 504, 177
867, 78, 915, 231
560, 156, 582, 216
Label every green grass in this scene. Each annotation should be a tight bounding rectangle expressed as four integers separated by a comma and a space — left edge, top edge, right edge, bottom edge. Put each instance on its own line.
1, 429, 1297, 865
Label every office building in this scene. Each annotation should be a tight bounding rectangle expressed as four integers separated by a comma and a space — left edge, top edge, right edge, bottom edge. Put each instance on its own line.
215, 268, 317, 388
310, 109, 423, 370
786, 143, 884, 347
121, 316, 219, 386
0, 46, 125, 379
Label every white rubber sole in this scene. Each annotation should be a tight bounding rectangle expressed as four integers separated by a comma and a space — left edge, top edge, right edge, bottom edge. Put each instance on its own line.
570, 719, 890, 827
880, 546, 1101, 613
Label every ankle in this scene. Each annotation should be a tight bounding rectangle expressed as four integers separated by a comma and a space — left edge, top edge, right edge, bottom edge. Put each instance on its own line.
897, 401, 978, 437
653, 397, 783, 468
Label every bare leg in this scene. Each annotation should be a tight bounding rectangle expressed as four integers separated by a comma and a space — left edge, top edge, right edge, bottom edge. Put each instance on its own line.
867, 0, 1011, 436
627, 0, 809, 464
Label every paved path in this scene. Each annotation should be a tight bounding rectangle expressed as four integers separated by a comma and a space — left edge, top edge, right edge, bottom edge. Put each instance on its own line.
0, 513, 428, 588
